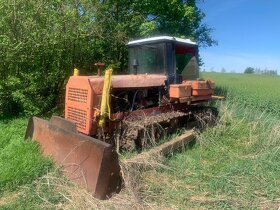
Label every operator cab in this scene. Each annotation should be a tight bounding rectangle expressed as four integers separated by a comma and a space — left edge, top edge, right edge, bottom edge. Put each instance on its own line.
128, 36, 199, 84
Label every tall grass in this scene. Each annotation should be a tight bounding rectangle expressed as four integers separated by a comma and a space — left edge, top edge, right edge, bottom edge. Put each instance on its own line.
142, 100, 280, 209
0, 117, 52, 195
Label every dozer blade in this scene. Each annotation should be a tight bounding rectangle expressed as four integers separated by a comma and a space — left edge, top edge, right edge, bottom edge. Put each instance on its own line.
25, 116, 121, 200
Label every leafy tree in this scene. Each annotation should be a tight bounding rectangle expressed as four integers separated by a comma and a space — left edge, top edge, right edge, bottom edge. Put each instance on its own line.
0, 0, 96, 115
92, 0, 217, 69
138, 0, 217, 47
244, 67, 255, 74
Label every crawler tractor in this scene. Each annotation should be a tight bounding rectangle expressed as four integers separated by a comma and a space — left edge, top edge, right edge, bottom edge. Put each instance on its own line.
26, 36, 216, 199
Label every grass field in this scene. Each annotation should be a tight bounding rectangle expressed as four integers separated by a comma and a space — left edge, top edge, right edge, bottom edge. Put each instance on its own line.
0, 117, 52, 194
202, 72, 280, 115
0, 73, 280, 209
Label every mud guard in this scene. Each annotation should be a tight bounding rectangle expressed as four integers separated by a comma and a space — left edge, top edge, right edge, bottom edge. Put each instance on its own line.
25, 116, 121, 200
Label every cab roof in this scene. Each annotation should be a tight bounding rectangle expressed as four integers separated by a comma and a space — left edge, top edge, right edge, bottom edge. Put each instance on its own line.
128, 36, 197, 46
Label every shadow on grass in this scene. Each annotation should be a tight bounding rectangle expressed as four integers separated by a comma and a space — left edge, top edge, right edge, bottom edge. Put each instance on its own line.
0, 114, 23, 124
186, 138, 197, 150
214, 86, 228, 96
164, 137, 198, 160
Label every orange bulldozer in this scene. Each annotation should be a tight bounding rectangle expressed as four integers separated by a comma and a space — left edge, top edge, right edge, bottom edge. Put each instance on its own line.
25, 36, 216, 199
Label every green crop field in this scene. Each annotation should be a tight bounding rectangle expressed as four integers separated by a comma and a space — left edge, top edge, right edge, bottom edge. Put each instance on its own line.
202, 72, 280, 115
0, 73, 280, 209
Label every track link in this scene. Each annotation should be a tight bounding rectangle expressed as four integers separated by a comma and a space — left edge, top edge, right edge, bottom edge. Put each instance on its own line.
119, 111, 188, 151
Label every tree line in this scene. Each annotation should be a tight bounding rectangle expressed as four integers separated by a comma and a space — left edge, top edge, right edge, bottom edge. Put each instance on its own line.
244, 67, 278, 75
0, 0, 215, 116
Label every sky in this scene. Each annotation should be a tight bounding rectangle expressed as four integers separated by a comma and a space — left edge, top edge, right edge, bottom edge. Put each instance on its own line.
197, 0, 280, 73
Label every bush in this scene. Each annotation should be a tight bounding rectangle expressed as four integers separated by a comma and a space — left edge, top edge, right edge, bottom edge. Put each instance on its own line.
0, 1, 98, 115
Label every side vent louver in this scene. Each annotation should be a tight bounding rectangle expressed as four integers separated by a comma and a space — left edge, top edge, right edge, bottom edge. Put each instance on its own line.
67, 107, 87, 130
68, 88, 88, 103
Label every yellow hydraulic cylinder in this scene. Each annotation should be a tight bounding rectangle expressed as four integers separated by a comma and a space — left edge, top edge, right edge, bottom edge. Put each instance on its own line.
99, 69, 113, 127
73, 68, 80, 76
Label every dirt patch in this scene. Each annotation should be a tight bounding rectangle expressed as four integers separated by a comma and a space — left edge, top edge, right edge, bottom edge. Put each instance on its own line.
258, 199, 280, 210
255, 191, 280, 210
0, 192, 21, 206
